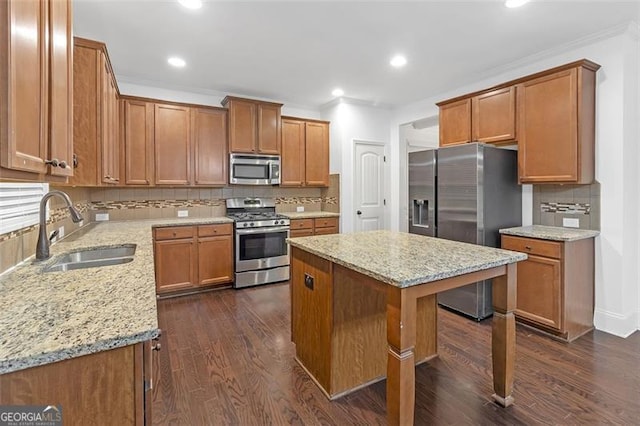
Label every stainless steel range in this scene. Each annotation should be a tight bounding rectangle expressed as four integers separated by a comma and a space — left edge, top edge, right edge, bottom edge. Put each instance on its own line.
226, 198, 290, 288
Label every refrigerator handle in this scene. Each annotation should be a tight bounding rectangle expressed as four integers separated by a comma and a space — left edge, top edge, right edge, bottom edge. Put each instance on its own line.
412, 199, 430, 228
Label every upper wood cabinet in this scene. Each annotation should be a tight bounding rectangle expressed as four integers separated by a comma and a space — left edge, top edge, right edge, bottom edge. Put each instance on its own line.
154, 103, 191, 185
192, 107, 227, 186
70, 37, 120, 186
222, 96, 282, 154
123, 99, 154, 185
0, 0, 74, 181
472, 86, 516, 144
438, 98, 471, 146
438, 87, 516, 147
517, 61, 599, 184
281, 117, 330, 187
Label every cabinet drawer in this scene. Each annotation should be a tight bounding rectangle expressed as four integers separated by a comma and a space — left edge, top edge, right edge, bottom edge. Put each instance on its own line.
314, 226, 338, 236
291, 219, 313, 230
198, 223, 232, 237
502, 235, 562, 259
154, 226, 194, 241
314, 217, 338, 229
290, 229, 314, 238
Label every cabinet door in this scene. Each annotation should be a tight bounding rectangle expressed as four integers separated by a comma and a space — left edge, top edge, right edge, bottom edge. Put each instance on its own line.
1, 0, 48, 174
70, 44, 99, 185
48, 0, 73, 177
197, 236, 233, 286
154, 104, 190, 185
154, 238, 196, 294
228, 99, 257, 153
515, 254, 563, 331
439, 98, 471, 147
124, 100, 154, 185
305, 122, 329, 186
257, 103, 281, 154
281, 119, 305, 186
192, 108, 227, 186
472, 86, 516, 144
518, 69, 578, 183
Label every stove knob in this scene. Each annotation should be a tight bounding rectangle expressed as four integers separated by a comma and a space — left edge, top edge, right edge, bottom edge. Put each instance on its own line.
280, 220, 285, 225
243, 223, 248, 228
250, 222, 255, 227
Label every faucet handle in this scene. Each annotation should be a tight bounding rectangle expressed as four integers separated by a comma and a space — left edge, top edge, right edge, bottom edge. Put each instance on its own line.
49, 230, 59, 242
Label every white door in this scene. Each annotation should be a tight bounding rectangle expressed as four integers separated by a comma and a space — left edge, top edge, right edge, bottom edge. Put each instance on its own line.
354, 141, 386, 232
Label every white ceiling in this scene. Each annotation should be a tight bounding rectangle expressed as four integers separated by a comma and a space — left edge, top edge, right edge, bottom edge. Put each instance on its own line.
73, 0, 640, 108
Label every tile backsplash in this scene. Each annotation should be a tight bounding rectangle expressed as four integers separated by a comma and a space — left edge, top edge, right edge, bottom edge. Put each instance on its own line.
532, 182, 600, 230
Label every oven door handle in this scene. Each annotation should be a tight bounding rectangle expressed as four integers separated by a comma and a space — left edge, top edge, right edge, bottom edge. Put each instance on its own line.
236, 226, 290, 235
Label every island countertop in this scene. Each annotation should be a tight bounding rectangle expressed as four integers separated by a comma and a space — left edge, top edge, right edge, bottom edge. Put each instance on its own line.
0, 217, 229, 375
499, 225, 600, 242
287, 230, 527, 288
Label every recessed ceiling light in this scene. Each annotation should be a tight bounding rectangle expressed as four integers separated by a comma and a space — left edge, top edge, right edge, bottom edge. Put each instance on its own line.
390, 55, 407, 68
332, 88, 344, 97
505, 0, 529, 8
168, 57, 186, 68
178, 0, 202, 9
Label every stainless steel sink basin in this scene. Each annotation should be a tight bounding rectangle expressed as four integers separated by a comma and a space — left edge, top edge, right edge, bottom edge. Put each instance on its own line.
43, 244, 136, 273
44, 257, 134, 272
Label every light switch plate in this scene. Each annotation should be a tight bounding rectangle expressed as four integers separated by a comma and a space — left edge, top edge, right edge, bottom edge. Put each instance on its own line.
296, 206, 304, 212
95, 213, 109, 221
178, 210, 189, 218
563, 217, 580, 228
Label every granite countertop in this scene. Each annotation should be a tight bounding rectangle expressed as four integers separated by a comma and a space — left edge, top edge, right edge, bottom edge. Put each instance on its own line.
500, 225, 600, 242
280, 212, 340, 219
287, 230, 527, 288
0, 217, 230, 375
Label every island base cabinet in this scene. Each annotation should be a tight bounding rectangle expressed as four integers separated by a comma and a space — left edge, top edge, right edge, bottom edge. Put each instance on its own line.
501, 235, 595, 341
290, 248, 437, 399
0, 342, 153, 425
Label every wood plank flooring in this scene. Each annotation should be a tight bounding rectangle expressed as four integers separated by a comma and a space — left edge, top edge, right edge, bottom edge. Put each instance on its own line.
153, 282, 640, 425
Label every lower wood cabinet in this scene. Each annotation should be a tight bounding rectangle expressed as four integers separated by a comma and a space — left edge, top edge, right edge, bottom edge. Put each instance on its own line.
501, 234, 595, 341
0, 339, 158, 425
290, 217, 339, 238
154, 224, 233, 295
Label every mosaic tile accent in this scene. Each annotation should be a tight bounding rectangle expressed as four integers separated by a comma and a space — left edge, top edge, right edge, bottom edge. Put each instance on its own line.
541, 202, 590, 214
276, 197, 322, 205
90, 199, 225, 210
0, 202, 91, 243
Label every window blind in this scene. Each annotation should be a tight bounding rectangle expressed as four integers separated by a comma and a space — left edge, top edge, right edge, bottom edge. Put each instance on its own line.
0, 183, 49, 235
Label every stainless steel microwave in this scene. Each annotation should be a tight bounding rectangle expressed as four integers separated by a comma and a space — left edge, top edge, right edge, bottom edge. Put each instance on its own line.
229, 154, 280, 185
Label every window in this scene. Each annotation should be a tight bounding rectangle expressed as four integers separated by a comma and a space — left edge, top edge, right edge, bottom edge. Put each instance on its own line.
0, 183, 49, 235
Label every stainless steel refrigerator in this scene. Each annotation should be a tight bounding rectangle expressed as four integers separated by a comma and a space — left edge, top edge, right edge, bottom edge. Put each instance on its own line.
408, 143, 521, 320
408, 149, 437, 237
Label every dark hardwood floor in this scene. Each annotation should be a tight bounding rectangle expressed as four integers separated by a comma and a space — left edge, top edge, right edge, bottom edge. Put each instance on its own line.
153, 282, 640, 425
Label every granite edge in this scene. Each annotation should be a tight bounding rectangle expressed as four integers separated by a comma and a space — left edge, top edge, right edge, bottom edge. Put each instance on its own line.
150, 217, 233, 228
280, 212, 340, 219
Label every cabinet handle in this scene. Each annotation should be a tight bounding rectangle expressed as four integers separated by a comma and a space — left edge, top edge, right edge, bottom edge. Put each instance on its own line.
45, 158, 60, 167
58, 160, 68, 169
72, 153, 78, 168
152, 342, 162, 351
525, 245, 532, 250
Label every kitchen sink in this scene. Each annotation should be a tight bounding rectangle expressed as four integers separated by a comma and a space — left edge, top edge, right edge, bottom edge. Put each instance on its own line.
43, 244, 136, 273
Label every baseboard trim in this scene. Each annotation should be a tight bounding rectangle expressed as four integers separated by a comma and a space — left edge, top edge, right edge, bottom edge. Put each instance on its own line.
593, 309, 639, 338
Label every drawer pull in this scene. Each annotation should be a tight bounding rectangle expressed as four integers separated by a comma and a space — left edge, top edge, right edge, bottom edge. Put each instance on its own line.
525, 245, 532, 250
152, 343, 162, 351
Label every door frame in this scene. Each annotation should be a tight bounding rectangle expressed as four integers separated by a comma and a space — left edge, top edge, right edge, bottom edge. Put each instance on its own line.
352, 139, 389, 232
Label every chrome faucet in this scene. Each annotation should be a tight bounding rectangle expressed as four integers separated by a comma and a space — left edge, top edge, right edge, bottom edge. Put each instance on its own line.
35, 190, 84, 261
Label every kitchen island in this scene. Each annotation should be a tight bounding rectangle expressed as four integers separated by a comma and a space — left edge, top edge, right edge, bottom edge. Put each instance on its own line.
288, 230, 527, 426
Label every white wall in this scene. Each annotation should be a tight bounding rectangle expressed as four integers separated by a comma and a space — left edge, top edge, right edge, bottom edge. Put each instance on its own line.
117, 81, 322, 119
389, 24, 640, 337
321, 100, 391, 233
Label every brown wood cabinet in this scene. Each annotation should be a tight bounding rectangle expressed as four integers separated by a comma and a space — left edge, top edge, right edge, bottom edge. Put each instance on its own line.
281, 117, 330, 187
222, 96, 282, 154
192, 107, 227, 186
154, 103, 191, 185
438, 98, 471, 146
71, 37, 120, 186
0, 340, 156, 425
154, 224, 233, 295
501, 234, 595, 341
0, 0, 73, 181
472, 86, 516, 144
517, 61, 599, 184
123, 99, 155, 185
290, 217, 339, 238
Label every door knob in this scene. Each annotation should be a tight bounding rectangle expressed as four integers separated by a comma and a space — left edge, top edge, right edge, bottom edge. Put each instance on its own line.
356, 210, 362, 215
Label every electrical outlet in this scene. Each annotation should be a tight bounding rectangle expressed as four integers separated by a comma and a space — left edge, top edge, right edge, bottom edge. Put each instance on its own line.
304, 273, 314, 290
563, 217, 580, 228
57, 226, 65, 240
95, 213, 109, 221
296, 206, 304, 212
178, 210, 189, 218
78, 220, 84, 227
